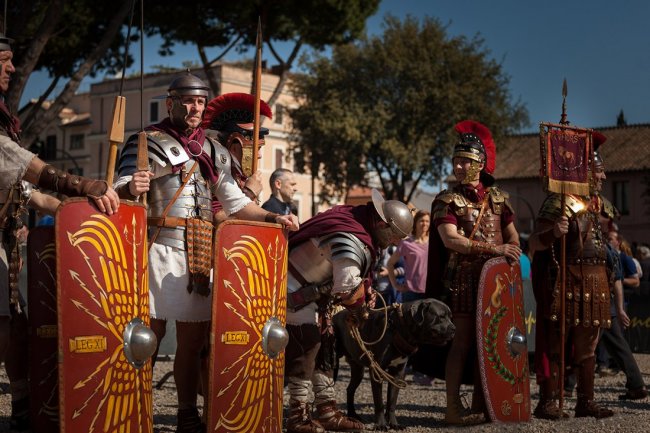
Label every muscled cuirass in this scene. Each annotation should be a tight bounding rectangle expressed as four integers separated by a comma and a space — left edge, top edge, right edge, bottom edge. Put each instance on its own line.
456, 203, 504, 246
565, 209, 606, 262
539, 194, 607, 263
433, 186, 510, 247
432, 186, 512, 313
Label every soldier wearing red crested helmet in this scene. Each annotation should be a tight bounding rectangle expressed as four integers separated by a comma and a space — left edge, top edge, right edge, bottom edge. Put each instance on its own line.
427, 120, 521, 425
115, 73, 297, 432
202, 92, 272, 214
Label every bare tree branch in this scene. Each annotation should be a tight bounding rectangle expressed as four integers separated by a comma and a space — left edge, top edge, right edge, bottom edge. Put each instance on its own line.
20, 0, 132, 150
6, 0, 65, 112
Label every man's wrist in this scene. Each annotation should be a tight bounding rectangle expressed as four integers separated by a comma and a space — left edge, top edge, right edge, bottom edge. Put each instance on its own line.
243, 186, 260, 204
264, 212, 280, 223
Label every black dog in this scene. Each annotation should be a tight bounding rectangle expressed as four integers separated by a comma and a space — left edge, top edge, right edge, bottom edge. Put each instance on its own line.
333, 298, 455, 431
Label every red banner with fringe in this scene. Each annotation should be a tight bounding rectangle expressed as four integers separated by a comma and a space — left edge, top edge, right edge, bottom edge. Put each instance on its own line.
539, 123, 593, 195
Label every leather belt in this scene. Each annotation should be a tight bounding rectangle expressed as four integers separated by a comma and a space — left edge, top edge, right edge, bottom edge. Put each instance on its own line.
568, 258, 606, 266
288, 260, 310, 286
147, 216, 193, 228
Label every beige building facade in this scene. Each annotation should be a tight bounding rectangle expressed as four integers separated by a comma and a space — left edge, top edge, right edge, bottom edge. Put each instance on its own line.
29, 64, 324, 222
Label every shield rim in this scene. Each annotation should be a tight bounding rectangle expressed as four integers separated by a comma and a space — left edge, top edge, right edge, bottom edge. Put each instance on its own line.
476, 256, 531, 422
206, 219, 287, 433
55, 198, 152, 432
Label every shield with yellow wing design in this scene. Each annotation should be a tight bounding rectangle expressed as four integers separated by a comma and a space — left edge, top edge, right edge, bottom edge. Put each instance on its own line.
207, 220, 289, 433
476, 257, 531, 422
27, 226, 59, 433
56, 198, 155, 433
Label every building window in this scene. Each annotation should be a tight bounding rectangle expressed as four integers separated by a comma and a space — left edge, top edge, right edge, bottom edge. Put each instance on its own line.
42, 135, 57, 160
613, 181, 629, 215
275, 148, 284, 169
150, 101, 160, 123
69, 133, 84, 150
274, 104, 283, 125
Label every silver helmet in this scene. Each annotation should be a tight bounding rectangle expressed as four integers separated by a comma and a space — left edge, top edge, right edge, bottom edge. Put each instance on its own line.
0, 33, 13, 52
167, 72, 210, 99
167, 72, 209, 128
371, 188, 413, 248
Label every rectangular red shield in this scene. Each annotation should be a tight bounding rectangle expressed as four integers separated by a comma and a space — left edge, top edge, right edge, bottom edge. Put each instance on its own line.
27, 226, 59, 433
56, 198, 152, 433
539, 123, 593, 195
207, 220, 288, 433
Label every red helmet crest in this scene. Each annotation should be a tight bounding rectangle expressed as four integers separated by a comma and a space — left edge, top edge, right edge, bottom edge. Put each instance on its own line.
202, 93, 272, 131
454, 120, 496, 174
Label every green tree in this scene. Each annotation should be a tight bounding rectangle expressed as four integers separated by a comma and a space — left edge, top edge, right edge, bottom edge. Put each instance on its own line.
3, 0, 133, 148
145, 0, 380, 107
290, 15, 529, 203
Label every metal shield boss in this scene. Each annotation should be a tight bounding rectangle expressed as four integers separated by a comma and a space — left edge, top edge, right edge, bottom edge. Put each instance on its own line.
208, 220, 289, 433
55, 199, 153, 432
476, 257, 531, 422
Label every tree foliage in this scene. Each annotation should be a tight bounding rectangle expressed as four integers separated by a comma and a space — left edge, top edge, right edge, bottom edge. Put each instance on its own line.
2, 0, 133, 148
289, 15, 529, 203
145, 0, 380, 107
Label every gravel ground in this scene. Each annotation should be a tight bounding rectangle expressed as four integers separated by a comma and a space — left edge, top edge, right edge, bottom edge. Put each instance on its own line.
1, 354, 649, 432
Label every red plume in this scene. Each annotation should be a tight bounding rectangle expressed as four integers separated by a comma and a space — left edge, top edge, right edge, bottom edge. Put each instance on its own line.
202, 92, 272, 130
592, 130, 607, 150
454, 120, 496, 174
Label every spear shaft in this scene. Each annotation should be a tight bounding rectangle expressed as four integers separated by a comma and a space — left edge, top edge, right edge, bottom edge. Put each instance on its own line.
252, 18, 263, 175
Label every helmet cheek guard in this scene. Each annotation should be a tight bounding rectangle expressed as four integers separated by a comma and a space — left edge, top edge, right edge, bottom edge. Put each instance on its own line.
169, 98, 191, 128
166, 72, 210, 127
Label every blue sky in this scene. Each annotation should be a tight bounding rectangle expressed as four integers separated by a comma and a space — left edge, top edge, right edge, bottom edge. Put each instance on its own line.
22, 0, 650, 132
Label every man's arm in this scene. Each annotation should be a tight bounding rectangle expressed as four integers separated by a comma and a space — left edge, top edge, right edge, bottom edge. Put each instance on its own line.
27, 190, 61, 216
437, 223, 521, 261
529, 216, 569, 255
24, 155, 120, 215
232, 202, 299, 231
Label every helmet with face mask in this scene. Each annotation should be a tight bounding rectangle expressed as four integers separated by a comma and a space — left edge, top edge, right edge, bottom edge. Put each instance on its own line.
371, 189, 413, 248
167, 72, 210, 128
453, 120, 496, 186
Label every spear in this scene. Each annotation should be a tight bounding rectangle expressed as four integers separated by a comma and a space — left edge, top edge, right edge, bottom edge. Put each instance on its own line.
105, 96, 126, 185
558, 78, 568, 414
105, 0, 138, 185
251, 17, 263, 176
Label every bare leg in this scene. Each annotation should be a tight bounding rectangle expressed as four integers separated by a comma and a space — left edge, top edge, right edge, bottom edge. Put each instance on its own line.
5, 308, 30, 430
149, 317, 167, 369
444, 315, 483, 425
175, 321, 209, 408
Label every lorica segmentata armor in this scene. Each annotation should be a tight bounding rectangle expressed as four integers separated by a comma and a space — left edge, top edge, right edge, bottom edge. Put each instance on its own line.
118, 130, 226, 251
287, 232, 372, 309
